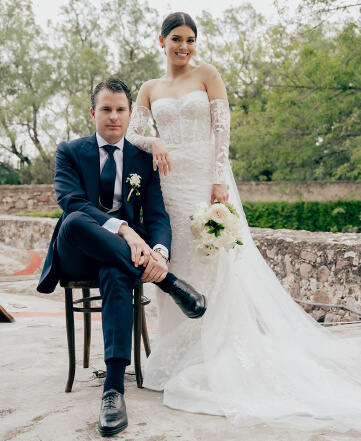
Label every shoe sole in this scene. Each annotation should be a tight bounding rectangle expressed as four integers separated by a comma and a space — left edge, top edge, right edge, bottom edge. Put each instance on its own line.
98, 421, 128, 437
188, 295, 207, 319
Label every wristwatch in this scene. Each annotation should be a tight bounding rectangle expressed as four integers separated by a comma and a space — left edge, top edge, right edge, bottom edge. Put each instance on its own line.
154, 248, 169, 262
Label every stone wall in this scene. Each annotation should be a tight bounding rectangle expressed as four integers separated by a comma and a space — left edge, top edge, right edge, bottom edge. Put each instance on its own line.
1, 214, 360, 324
251, 228, 361, 324
0, 185, 57, 214
0, 215, 57, 250
1, 181, 361, 215
237, 181, 361, 202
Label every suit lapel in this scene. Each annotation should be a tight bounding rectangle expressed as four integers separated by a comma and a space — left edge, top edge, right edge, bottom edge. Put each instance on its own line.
78, 132, 100, 206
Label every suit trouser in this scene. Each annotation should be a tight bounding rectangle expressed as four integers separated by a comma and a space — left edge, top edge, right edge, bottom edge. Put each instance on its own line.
56, 211, 173, 364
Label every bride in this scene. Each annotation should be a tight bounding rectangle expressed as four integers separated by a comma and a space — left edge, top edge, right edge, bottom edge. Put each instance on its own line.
127, 12, 361, 432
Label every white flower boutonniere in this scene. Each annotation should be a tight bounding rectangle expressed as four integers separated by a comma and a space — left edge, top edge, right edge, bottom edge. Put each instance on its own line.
126, 173, 141, 202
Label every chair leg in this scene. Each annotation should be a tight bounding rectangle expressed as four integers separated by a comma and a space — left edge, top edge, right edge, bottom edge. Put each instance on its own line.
141, 306, 151, 358
133, 284, 143, 388
64, 288, 76, 393
82, 288, 91, 368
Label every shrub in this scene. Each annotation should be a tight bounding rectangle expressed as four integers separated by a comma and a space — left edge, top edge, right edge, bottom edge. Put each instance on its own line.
242, 201, 361, 232
17, 210, 63, 219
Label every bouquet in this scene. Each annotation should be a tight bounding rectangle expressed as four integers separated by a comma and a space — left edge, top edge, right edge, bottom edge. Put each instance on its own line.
190, 202, 243, 256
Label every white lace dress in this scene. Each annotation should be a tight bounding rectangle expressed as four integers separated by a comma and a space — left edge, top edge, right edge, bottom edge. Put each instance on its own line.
127, 90, 361, 432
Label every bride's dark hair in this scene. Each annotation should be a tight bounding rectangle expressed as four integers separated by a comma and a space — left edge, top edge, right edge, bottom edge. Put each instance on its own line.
161, 12, 197, 39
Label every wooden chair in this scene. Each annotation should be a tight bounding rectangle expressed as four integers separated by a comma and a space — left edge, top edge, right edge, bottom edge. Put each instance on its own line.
60, 279, 151, 392
0, 305, 15, 323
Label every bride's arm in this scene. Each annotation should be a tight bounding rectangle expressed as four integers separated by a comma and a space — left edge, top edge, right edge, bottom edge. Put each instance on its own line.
201, 64, 230, 204
127, 82, 172, 175
126, 104, 157, 153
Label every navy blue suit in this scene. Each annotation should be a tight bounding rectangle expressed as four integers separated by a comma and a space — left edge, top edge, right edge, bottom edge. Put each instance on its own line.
37, 132, 172, 363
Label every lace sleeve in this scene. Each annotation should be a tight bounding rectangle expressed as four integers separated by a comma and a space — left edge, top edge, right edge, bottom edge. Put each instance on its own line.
126, 105, 158, 152
210, 99, 230, 185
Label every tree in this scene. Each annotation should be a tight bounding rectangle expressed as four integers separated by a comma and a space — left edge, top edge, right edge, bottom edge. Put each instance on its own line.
275, 0, 361, 30
195, 6, 281, 179
102, 0, 163, 96
1, 0, 360, 184
0, 0, 56, 168
196, 7, 361, 181
232, 22, 361, 181
51, 0, 111, 140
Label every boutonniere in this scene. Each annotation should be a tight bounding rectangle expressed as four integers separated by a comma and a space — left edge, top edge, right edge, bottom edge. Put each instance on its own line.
126, 173, 141, 201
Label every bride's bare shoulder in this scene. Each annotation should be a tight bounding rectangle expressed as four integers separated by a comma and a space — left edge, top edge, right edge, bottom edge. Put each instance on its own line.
196, 63, 221, 79
197, 64, 227, 100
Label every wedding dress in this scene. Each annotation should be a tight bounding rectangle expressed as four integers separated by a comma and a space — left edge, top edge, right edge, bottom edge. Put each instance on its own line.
127, 90, 361, 432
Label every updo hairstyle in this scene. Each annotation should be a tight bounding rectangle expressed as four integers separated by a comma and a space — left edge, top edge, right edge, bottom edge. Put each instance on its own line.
161, 12, 197, 39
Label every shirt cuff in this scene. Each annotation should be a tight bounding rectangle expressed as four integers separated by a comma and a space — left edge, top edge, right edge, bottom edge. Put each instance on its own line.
153, 244, 169, 260
102, 218, 128, 234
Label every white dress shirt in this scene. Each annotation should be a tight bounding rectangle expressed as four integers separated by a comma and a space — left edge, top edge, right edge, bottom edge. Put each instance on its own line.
97, 133, 168, 258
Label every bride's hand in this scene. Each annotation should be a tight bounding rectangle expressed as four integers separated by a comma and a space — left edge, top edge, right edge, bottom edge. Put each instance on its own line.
151, 139, 172, 176
211, 184, 229, 204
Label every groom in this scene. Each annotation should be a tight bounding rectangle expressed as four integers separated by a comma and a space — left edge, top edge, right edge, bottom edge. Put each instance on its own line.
37, 78, 207, 437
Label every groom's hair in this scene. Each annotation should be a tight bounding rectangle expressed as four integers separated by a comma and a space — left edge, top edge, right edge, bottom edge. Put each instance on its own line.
91, 78, 132, 110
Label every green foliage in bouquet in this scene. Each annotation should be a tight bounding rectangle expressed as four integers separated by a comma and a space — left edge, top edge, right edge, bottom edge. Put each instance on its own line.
204, 220, 225, 237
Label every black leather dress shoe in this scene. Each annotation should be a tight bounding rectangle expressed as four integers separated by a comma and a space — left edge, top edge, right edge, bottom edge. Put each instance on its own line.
98, 389, 128, 437
168, 279, 207, 319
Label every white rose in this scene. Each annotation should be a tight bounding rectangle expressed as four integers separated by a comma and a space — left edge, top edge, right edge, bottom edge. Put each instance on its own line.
130, 174, 141, 186
190, 221, 203, 237
209, 203, 230, 225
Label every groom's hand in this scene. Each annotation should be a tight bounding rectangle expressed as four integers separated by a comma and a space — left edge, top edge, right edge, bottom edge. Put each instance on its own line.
118, 225, 152, 268
141, 251, 168, 283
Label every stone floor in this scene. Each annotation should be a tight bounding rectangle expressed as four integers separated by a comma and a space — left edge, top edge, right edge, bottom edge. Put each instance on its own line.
2, 242, 361, 440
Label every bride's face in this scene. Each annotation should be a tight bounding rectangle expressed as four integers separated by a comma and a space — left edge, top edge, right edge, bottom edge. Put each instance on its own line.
160, 25, 196, 66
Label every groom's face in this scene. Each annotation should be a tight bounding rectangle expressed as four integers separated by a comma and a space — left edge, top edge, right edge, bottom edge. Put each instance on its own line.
90, 89, 132, 145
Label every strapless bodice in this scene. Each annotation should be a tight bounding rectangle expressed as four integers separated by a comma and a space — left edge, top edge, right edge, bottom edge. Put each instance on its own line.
151, 90, 213, 146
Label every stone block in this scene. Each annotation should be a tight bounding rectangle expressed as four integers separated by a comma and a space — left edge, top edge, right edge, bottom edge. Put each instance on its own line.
14, 200, 27, 209
290, 281, 300, 299
300, 263, 312, 279
336, 260, 348, 270
287, 245, 295, 255
326, 250, 335, 261
284, 254, 294, 274
312, 289, 330, 310
266, 247, 276, 259
300, 250, 317, 262
317, 265, 330, 282
346, 296, 356, 310
38, 194, 49, 202
324, 312, 335, 324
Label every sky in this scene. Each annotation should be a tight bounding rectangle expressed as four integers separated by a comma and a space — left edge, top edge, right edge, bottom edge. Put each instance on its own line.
31, 0, 301, 29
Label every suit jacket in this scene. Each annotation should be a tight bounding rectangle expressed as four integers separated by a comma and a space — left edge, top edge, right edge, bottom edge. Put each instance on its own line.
37, 132, 172, 294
